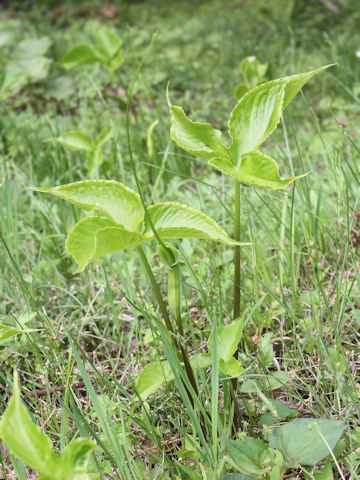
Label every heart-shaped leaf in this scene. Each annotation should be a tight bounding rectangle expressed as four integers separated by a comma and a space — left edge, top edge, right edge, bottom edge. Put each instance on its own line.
65, 217, 148, 272
145, 202, 239, 245
0, 372, 57, 475
59, 45, 101, 70
209, 150, 306, 189
57, 131, 94, 152
269, 418, 346, 466
226, 437, 271, 476
228, 79, 285, 159
32, 180, 143, 232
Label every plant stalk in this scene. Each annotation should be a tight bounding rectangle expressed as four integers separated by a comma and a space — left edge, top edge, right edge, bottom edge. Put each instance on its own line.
233, 180, 241, 320
231, 180, 242, 433
136, 246, 198, 400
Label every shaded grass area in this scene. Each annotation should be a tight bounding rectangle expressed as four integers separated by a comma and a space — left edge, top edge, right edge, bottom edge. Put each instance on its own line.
0, 0, 360, 478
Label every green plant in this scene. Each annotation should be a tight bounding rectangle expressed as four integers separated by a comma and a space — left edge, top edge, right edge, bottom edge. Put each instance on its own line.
59, 27, 123, 73
0, 36, 52, 99
234, 56, 268, 100
32, 179, 245, 405
55, 127, 113, 178
0, 372, 95, 480
168, 64, 332, 322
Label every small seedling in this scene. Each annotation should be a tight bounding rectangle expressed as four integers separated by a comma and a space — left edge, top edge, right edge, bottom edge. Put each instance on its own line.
234, 56, 268, 100
60, 27, 123, 73
56, 126, 113, 177
0, 36, 52, 99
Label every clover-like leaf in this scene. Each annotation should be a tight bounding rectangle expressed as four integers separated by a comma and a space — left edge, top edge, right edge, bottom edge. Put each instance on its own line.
210, 150, 306, 189
59, 438, 95, 480
168, 91, 226, 160
228, 79, 285, 159
135, 361, 174, 400
0, 372, 57, 475
57, 131, 95, 152
32, 180, 143, 232
59, 45, 101, 70
66, 217, 149, 272
145, 202, 240, 245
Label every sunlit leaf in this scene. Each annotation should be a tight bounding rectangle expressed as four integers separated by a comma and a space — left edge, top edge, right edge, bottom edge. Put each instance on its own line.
135, 361, 173, 400
208, 320, 244, 363
209, 150, 307, 189
66, 217, 148, 272
0, 372, 57, 475
59, 438, 96, 480
95, 126, 113, 148
168, 90, 226, 160
228, 79, 285, 158
282, 64, 334, 110
94, 28, 122, 59
145, 202, 240, 245
32, 180, 144, 231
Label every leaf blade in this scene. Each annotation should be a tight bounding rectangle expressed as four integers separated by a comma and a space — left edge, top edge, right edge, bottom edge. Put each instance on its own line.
32, 180, 144, 231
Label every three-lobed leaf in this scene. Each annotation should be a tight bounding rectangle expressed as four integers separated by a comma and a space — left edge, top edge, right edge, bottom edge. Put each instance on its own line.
34, 180, 239, 271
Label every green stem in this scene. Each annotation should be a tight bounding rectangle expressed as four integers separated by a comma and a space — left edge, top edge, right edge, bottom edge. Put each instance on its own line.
233, 180, 241, 320
137, 245, 174, 334
231, 180, 242, 433
168, 264, 198, 396
137, 246, 198, 400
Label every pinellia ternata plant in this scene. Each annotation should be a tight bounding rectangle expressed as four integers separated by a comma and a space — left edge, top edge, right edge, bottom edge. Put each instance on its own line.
234, 55, 268, 100
32, 179, 248, 402
55, 126, 113, 178
59, 27, 123, 73
168, 64, 332, 322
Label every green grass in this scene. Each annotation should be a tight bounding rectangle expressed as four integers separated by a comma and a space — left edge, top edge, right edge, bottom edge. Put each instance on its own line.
1, 0, 360, 478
